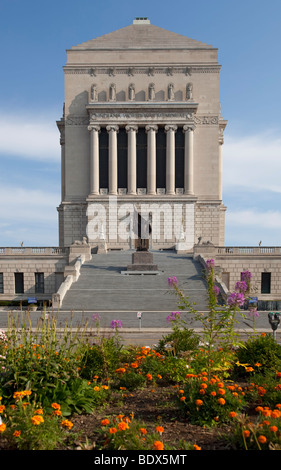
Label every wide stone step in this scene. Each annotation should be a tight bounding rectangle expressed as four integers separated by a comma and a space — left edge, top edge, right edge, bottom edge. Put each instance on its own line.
60, 250, 208, 312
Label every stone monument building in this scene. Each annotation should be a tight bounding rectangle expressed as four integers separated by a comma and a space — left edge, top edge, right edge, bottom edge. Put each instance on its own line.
57, 18, 227, 251
2, 18, 281, 309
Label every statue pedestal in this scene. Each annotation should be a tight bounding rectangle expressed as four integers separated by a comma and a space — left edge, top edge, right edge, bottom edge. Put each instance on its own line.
127, 251, 158, 271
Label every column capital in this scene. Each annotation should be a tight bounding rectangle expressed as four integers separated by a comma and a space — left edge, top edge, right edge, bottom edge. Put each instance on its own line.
183, 124, 195, 133
125, 124, 138, 133
88, 124, 101, 133
145, 124, 158, 133
106, 125, 119, 133
164, 124, 178, 133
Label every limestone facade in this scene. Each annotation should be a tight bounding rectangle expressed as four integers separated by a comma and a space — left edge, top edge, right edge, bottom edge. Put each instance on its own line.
194, 245, 281, 304
57, 18, 227, 250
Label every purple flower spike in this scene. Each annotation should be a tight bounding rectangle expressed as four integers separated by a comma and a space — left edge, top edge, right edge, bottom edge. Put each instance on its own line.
227, 292, 245, 307
206, 259, 215, 270
213, 285, 220, 296
166, 311, 181, 323
235, 281, 248, 293
110, 319, 123, 329
92, 313, 101, 322
241, 270, 252, 282
168, 276, 178, 286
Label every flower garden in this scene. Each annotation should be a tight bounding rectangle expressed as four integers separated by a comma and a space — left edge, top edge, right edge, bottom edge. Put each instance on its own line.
1, 260, 281, 451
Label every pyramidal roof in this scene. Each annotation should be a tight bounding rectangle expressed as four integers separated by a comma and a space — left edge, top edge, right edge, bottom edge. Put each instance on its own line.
71, 18, 214, 50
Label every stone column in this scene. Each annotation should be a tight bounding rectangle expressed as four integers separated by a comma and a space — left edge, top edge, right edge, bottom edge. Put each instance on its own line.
88, 124, 100, 195
126, 125, 138, 195
145, 125, 158, 195
106, 125, 119, 195
165, 125, 177, 195
183, 125, 195, 195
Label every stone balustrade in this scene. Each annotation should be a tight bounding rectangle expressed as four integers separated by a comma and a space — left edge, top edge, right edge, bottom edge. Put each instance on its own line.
0, 247, 69, 257
194, 245, 281, 257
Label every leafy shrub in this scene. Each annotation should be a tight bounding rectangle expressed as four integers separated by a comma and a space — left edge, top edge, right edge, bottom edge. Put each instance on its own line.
156, 328, 200, 356
1, 391, 72, 450
80, 337, 123, 380
46, 378, 111, 415
233, 333, 281, 378
178, 373, 246, 426
227, 404, 281, 450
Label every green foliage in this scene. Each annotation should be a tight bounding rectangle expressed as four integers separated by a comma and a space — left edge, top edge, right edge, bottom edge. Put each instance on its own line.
156, 328, 200, 356
97, 414, 196, 450
227, 406, 281, 450
178, 374, 246, 427
49, 378, 111, 415
80, 337, 123, 380
233, 333, 281, 378
116, 370, 146, 391
2, 393, 70, 450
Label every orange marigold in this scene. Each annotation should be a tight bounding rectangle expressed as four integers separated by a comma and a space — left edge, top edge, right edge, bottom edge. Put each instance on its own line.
270, 426, 278, 433
101, 418, 110, 426
51, 403, 61, 410
109, 427, 117, 434
193, 444, 201, 450
229, 411, 237, 418
31, 415, 44, 425
118, 421, 129, 431
195, 399, 203, 407
218, 398, 225, 405
0, 423, 6, 433
258, 435, 267, 444
153, 440, 164, 450
61, 419, 73, 430
156, 426, 164, 434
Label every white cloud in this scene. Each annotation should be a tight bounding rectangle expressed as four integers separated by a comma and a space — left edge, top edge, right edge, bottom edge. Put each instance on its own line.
0, 185, 59, 223
226, 209, 281, 229
0, 113, 60, 162
223, 131, 281, 193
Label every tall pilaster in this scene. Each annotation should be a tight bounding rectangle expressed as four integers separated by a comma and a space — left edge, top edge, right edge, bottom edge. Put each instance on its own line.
218, 124, 226, 201
183, 125, 195, 195
146, 125, 158, 195
88, 124, 100, 195
126, 124, 138, 195
106, 125, 119, 195
165, 125, 177, 195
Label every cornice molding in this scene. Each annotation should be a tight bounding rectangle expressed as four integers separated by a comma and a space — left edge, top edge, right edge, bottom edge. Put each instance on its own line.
63, 65, 221, 75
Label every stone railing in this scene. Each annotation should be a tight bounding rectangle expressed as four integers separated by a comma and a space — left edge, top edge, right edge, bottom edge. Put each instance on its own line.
52, 255, 86, 308
0, 247, 69, 256
216, 247, 281, 256
193, 245, 281, 257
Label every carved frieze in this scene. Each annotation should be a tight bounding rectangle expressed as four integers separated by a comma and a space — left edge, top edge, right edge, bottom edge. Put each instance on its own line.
64, 65, 220, 75
194, 115, 219, 125
65, 115, 89, 126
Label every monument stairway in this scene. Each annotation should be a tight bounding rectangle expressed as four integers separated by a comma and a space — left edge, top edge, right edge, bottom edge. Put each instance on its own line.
59, 251, 209, 329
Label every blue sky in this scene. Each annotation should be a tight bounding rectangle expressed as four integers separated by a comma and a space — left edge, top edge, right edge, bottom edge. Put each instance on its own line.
0, 0, 281, 247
